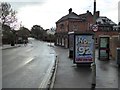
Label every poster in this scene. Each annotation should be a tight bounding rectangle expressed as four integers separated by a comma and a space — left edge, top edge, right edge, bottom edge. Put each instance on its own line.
100, 38, 108, 48
74, 35, 94, 63
99, 37, 109, 60
100, 50, 108, 58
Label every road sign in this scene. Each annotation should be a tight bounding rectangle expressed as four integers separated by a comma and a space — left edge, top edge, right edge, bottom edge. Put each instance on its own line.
92, 24, 98, 32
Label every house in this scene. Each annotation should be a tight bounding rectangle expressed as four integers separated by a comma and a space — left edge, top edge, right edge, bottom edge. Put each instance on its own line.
55, 8, 119, 44
55, 8, 120, 60
55, 8, 100, 48
55, 8, 82, 48
46, 28, 55, 35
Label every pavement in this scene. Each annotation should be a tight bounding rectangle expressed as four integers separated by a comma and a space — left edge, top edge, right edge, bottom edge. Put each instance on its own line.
1, 44, 21, 50
53, 46, 119, 89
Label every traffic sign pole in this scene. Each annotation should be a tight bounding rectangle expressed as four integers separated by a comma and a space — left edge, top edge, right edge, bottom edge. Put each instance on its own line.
91, 0, 97, 89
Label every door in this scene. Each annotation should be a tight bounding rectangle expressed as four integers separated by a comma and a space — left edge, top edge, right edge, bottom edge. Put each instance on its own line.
99, 37, 109, 60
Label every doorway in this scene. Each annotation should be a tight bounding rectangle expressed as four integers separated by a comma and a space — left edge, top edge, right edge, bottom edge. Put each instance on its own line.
99, 37, 110, 60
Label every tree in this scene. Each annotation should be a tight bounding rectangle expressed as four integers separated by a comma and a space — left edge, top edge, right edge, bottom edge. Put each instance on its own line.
2, 24, 14, 44
0, 2, 17, 28
31, 25, 45, 40
18, 27, 30, 37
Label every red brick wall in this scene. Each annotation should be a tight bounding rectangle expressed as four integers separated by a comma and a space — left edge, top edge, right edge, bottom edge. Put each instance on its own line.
56, 14, 94, 33
96, 31, 119, 37
68, 20, 81, 32
56, 21, 69, 33
79, 14, 94, 31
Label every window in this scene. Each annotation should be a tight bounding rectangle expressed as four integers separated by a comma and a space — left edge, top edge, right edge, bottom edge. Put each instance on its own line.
73, 24, 77, 31
60, 24, 64, 30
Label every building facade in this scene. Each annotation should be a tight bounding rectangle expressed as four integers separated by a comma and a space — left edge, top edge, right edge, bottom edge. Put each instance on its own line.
55, 9, 95, 48
55, 8, 120, 60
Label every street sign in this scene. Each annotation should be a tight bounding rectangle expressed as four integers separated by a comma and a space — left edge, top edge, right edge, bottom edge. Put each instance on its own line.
92, 24, 98, 32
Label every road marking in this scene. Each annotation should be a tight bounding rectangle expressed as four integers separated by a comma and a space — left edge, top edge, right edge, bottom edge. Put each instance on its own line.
3, 57, 35, 77
25, 48, 33, 52
38, 57, 55, 89
24, 57, 34, 65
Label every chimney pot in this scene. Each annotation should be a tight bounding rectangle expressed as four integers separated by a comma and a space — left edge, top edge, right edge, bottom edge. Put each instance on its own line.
69, 8, 72, 14
87, 10, 89, 13
95, 11, 100, 18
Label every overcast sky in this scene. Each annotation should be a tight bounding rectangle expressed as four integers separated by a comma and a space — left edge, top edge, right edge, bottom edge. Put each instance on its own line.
1, 0, 119, 30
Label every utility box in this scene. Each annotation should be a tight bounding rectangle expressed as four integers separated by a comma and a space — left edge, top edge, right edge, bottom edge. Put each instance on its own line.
116, 48, 120, 66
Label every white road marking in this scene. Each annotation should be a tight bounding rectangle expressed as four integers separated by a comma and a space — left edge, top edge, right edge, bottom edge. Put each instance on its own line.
38, 57, 55, 88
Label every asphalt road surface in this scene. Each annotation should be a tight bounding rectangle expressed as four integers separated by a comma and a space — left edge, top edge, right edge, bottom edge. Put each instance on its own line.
2, 38, 56, 88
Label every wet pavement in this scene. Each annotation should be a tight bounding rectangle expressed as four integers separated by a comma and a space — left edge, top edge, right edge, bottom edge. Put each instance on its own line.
53, 46, 119, 89
1, 44, 21, 50
95, 50, 118, 88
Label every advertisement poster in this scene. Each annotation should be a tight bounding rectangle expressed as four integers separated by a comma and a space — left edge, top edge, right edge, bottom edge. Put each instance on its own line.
100, 38, 108, 48
99, 37, 109, 60
100, 50, 108, 58
74, 35, 94, 63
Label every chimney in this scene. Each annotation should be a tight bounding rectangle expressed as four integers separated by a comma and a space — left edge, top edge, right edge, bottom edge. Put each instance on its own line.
69, 8, 72, 14
95, 11, 100, 18
87, 10, 89, 13
93, 0, 96, 15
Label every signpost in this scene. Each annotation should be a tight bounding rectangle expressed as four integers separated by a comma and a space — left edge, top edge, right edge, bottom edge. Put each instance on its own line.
92, 24, 98, 32
91, 0, 97, 88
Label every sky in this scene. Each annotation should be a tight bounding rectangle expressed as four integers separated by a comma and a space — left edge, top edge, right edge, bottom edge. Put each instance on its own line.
1, 0, 119, 30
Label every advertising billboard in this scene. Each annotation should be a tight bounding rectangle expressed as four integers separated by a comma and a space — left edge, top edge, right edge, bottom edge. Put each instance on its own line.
74, 34, 94, 64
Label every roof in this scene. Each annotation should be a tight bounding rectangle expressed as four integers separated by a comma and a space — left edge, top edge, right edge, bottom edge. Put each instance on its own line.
96, 16, 117, 25
56, 12, 80, 23
79, 11, 93, 21
79, 12, 92, 18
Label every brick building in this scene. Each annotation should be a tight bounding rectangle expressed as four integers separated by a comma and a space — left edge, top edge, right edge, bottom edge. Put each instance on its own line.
55, 8, 98, 48
55, 8, 120, 60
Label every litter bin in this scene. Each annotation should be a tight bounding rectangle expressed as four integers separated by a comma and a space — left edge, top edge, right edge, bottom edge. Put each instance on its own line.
116, 48, 120, 67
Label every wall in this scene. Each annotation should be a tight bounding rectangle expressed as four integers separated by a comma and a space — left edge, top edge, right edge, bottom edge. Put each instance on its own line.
111, 35, 120, 60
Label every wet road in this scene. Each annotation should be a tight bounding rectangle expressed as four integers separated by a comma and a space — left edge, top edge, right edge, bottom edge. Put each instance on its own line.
2, 38, 56, 88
